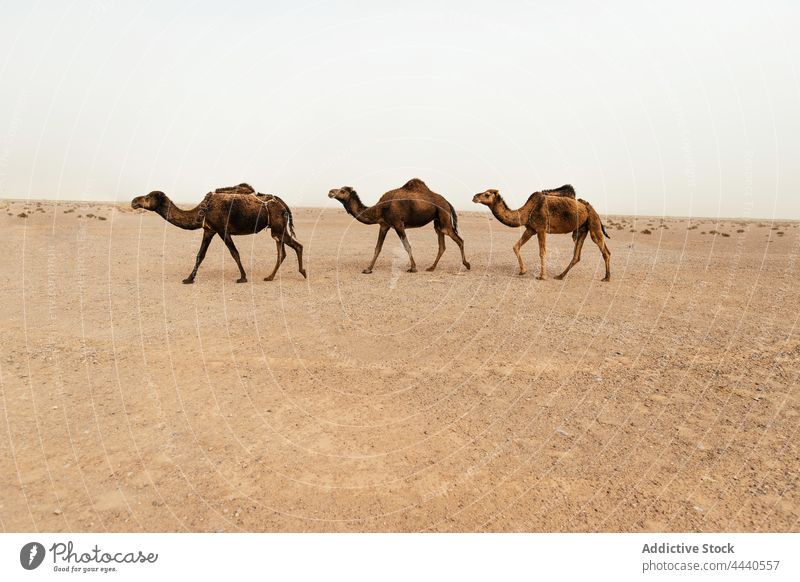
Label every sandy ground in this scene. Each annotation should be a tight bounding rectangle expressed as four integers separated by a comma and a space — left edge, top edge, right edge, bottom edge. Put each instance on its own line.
0, 198, 798, 532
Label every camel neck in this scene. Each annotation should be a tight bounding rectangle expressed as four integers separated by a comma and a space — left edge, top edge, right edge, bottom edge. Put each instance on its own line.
489, 197, 526, 228
157, 197, 204, 230
344, 195, 378, 224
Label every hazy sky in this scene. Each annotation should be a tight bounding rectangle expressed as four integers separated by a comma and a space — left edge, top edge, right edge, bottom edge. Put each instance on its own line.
0, 0, 798, 217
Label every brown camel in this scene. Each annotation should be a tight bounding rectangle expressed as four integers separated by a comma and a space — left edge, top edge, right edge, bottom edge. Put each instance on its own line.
328, 178, 470, 274
131, 183, 306, 284
472, 185, 611, 281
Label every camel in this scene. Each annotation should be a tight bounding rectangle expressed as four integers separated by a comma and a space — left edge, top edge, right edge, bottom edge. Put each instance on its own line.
328, 178, 470, 274
130, 183, 306, 283
472, 185, 611, 281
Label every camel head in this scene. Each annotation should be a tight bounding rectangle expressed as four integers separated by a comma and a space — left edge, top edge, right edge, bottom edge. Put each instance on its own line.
472, 189, 500, 206
328, 186, 356, 202
131, 191, 167, 212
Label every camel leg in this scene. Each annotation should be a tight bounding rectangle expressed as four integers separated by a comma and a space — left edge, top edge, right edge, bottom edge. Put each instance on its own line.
426, 228, 446, 272
282, 234, 306, 279
221, 233, 248, 283
395, 226, 417, 272
555, 227, 588, 280
536, 230, 547, 280
590, 226, 612, 281
264, 239, 286, 281
513, 228, 535, 276
363, 224, 390, 274
183, 229, 215, 284
445, 227, 470, 270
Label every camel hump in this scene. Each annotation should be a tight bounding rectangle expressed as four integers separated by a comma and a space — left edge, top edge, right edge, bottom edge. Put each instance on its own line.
542, 184, 576, 198
214, 183, 255, 196
402, 178, 428, 190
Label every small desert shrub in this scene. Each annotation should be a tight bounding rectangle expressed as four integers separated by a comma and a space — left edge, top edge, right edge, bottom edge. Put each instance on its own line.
777, 231, 784, 236
17, 212, 28, 218
721, 232, 730, 237
640, 229, 652, 235
736, 229, 744, 233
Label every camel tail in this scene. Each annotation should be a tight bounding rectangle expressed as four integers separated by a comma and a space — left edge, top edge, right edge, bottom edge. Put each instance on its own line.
578, 198, 610, 239
285, 206, 297, 238
264, 194, 296, 238
448, 201, 460, 235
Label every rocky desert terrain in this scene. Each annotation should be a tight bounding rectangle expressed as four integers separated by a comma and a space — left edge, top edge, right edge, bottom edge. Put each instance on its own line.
0, 199, 797, 532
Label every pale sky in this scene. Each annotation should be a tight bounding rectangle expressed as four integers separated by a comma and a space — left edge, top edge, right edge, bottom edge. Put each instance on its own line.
0, 0, 798, 218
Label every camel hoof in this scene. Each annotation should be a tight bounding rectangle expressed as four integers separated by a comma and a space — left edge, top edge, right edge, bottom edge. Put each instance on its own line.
554, 275, 565, 280
236, 278, 247, 284
182, 278, 195, 284
518, 271, 527, 276
362, 269, 373, 275
425, 266, 436, 272
602, 276, 611, 282
264, 276, 275, 282
407, 267, 417, 273
300, 270, 307, 279
536, 276, 547, 281
464, 262, 471, 270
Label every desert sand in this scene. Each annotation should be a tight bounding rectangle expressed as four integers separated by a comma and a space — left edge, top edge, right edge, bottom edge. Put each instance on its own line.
0, 199, 797, 532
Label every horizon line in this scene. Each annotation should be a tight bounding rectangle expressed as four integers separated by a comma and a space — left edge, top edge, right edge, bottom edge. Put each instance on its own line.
1, 197, 797, 222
